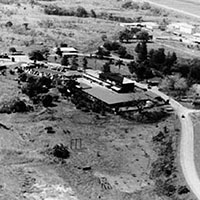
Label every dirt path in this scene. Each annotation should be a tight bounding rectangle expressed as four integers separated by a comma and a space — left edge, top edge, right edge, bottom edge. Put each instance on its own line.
148, 86, 200, 200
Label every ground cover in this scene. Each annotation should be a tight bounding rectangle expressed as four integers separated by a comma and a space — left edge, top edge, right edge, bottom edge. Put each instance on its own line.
0, 65, 196, 200
191, 113, 200, 180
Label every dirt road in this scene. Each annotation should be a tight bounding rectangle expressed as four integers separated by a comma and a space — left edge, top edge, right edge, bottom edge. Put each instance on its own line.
149, 87, 200, 200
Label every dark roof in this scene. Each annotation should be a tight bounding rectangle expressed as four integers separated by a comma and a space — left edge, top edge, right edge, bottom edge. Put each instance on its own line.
84, 86, 148, 105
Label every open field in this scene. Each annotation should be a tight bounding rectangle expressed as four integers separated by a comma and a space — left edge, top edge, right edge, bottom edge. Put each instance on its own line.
136, 0, 200, 20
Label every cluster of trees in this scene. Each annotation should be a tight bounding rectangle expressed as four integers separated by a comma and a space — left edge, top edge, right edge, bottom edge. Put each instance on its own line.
103, 40, 134, 59
28, 48, 50, 62
44, 5, 90, 18
0, 97, 31, 114
175, 59, 200, 83
122, 1, 151, 10
118, 29, 150, 43
127, 41, 177, 80
44, 4, 139, 23
159, 75, 188, 97
19, 73, 54, 107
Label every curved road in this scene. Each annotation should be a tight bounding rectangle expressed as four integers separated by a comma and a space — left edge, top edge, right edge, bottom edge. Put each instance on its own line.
149, 87, 200, 199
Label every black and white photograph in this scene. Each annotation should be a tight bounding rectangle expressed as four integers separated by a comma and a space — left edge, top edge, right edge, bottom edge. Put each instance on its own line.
0, 0, 200, 199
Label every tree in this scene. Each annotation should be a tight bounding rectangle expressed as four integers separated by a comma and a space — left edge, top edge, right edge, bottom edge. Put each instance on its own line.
115, 59, 124, 71
103, 41, 121, 51
61, 55, 69, 66
5, 21, 13, 27
127, 61, 137, 75
101, 34, 107, 42
60, 43, 68, 47
56, 47, 62, 57
102, 62, 111, 73
42, 94, 53, 107
160, 75, 189, 96
96, 46, 110, 58
9, 47, 16, 53
118, 29, 133, 43
90, 9, 96, 18
71, 56, 79, 70
149, 48, 166, 65
117, 46, 127, 58
141, 2, 151, 10
23, 23, 29, 30
82, 57, 88, 72
188, 66, 200, 82
28, 50, 45, 62
136, 30, 150, 42
41, 47, 50, 60
135, 41, 147, 62
76, 6, 88, 17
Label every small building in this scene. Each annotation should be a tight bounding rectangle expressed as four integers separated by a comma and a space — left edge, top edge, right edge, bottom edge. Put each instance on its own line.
142, 22, 159, 30
53, 47, 78, 56
167, 22, 195, 34
99, 72, 135, 93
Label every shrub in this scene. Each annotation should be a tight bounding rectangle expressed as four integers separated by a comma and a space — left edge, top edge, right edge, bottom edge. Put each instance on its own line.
0, 97, 30, 114
141, 2, 151, 10
42, 94, 53, 107
28, 50, 45, 61
122, 1, 139, 9
76, 6, 88, 17
52, 143, 70, 159
9, 47, 16, 53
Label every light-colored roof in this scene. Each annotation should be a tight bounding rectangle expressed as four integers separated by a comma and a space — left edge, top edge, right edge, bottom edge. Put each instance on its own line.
60, 47, 78, 52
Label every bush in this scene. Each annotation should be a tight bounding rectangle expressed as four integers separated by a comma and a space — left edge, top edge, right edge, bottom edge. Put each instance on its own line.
141, 2, 151, 10
76, 6, 88, 17
122, 1, 139, 9
9, 47, 16, 53
0, 97, 30, 114
42, 94, 53, 107
28, 50, 45, 61
103, 41, 121, 51
52, 143, 70, 159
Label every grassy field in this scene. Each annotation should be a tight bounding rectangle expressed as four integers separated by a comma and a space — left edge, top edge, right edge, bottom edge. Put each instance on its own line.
143, 0, 200, 18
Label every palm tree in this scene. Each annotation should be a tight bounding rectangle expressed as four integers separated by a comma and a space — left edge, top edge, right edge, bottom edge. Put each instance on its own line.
115, 59, 124, 72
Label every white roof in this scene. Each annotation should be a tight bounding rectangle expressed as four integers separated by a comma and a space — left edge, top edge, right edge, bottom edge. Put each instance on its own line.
122, 77, 135, 84
60, 47, 78, 52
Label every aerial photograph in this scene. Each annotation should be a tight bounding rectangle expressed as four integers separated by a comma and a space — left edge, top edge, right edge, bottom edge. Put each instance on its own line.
1, 0, 200, 200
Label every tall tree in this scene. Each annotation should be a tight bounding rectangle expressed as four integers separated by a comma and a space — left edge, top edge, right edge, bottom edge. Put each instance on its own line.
115, 59, 125, 71
102, 62, 111, 73
82, 57, 88, 72
71, 56, 79, 70
61, 55, 69, 66
135, 41, 147, 62
127, 61, 137, 75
